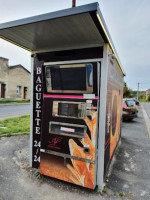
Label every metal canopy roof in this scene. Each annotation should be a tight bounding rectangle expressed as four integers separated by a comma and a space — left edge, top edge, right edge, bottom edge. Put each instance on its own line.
0, 13, 103, 52
0, 2, 125, 75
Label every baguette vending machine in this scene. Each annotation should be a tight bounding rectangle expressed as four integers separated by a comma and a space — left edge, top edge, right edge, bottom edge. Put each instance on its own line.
40, 62, 99, 189
0, 3, 125, 190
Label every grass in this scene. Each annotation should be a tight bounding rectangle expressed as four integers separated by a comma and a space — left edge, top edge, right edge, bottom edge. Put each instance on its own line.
139, 99, 150, 102
0, 115, 30, 136
0, 100, 30, 104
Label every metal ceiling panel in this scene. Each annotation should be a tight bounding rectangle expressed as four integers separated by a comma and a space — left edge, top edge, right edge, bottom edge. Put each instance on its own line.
0, 13, 104, 52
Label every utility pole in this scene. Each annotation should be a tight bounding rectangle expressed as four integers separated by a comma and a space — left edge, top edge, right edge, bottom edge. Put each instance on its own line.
72, 0, 76, 7
137, 82, 140, 100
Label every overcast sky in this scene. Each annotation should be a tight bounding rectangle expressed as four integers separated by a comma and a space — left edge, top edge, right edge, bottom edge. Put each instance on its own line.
0, 0, 150, 91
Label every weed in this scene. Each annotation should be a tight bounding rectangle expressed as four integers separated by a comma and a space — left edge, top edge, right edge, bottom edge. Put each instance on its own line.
115, 147, 119, 156
94, 186, 99, 192
105, 177, 109, 183
102, 187, 107, 194
119, 192, 125, 197
35, 169, 42, 179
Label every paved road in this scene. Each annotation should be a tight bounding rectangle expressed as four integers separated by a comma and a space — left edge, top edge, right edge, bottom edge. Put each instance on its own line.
0, 105, 150, 200
0, 104, 30, 120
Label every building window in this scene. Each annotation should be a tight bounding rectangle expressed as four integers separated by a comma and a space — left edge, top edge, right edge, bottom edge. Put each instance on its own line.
16, 86, 22, 94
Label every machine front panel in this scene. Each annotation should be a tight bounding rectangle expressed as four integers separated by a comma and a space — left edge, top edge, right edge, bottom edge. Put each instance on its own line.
40, 97, 98, 189
40, 61, 99, 189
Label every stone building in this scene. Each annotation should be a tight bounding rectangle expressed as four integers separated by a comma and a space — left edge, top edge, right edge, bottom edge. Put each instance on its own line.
0, 57, 30, 100
146, 89, 150, 100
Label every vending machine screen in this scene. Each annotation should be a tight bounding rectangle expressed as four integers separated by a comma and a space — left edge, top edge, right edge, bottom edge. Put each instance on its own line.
45, 64, 93, 93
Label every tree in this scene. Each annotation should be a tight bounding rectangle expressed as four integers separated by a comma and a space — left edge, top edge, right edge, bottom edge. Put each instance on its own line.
139, 94, 146, 100
123, 82, 132, 98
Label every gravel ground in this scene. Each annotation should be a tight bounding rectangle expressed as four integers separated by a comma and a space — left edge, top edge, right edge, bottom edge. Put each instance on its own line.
0, 105, 150, 200
0, 136, 121, 200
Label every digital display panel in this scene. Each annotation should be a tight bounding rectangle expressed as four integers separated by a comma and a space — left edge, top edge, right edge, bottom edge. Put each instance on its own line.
50, 67, 86, 91
45, 64, 93, 93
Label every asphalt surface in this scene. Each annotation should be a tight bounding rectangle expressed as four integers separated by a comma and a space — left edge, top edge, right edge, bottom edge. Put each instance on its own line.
0, 104, 30, 120
0, 104, 150, 200
107, 104, 150, 200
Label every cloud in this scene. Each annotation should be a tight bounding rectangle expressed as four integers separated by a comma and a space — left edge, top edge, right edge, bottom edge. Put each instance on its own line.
0, 0, 150, 91
0, 39, 30, 70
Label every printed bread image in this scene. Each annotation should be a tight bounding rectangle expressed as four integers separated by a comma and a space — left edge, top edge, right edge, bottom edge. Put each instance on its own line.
84, 110, 97, 146
66, 111, 97, 189
40, 153, 80, 185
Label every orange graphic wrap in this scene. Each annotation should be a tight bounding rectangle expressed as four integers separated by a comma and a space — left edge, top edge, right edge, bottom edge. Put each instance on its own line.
67, 111, 97, 189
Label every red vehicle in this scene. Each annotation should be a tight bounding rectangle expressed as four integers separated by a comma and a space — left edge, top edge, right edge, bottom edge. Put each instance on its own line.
122, 99, 138, 121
